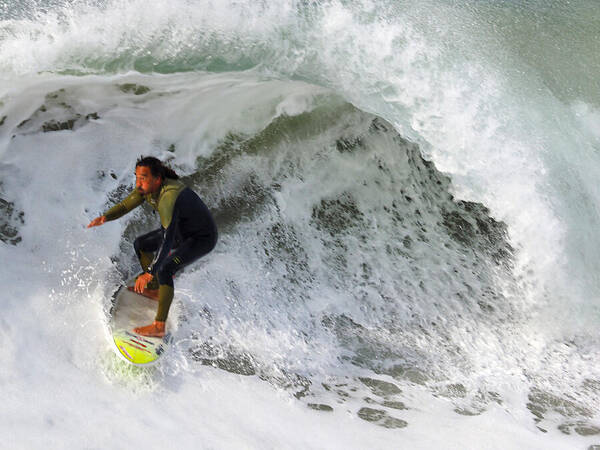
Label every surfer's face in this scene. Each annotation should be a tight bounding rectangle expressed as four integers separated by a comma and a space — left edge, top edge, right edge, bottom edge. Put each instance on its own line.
135, 166, 161, 195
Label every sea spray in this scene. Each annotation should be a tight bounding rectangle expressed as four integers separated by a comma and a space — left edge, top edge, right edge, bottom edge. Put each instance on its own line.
1, 1, 599, 448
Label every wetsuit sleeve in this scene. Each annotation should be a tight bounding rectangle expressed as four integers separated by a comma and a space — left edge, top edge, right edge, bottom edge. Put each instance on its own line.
103, 190, 144, 221
147, 207, 180, 275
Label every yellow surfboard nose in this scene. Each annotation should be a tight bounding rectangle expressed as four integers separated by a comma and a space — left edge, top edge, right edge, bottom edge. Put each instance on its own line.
113, 330, 169, 365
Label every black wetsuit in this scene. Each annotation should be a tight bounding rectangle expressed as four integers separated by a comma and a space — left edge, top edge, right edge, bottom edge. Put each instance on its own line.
104, 178, 217, 321
134, 186, 218, 287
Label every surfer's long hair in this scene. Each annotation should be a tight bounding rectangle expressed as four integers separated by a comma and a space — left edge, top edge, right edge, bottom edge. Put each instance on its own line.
136, 156, 179, 180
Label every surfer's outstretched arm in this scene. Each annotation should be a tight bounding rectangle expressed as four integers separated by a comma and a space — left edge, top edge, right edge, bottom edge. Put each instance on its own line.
87, 190, 144, 228
104, 190, 145, 220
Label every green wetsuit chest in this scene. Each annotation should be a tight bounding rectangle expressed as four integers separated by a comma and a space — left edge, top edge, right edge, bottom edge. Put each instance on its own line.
104, 178, 185, 229
145, 179, 185, 228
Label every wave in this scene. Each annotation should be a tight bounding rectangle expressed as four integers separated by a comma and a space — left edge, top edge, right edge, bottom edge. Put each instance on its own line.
1, 0, 600, 446
1, 69, 599, 438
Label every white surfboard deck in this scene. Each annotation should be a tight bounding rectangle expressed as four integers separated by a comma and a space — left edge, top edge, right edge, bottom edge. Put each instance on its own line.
109, 283, 175, 366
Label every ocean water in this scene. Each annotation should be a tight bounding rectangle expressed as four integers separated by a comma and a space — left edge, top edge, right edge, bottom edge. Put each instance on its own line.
1, 1, 599, 448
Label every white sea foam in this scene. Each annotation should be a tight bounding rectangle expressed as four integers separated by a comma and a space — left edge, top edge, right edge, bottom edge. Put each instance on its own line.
1, 0, 600, 448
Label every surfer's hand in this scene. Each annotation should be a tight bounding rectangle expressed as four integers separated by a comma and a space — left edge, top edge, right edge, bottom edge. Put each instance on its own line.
135, 273, 154, 293
87, 216, 106, 228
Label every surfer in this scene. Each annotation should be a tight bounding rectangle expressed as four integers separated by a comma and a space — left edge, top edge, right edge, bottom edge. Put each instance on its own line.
87, 156, 218, 337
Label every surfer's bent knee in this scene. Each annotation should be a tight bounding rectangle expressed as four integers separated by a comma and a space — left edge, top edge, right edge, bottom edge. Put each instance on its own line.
155, 236, 216, 287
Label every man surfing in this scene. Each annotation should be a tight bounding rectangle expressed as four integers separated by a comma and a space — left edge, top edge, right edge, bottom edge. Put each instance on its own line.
88, 156, 218, 337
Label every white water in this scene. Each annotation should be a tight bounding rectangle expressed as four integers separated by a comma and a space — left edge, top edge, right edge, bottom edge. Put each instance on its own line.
1, 1, 599, 448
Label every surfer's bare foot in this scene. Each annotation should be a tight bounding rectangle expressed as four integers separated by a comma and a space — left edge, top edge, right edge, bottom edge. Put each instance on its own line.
127, 286, 159, 300
133, 321, 165, 337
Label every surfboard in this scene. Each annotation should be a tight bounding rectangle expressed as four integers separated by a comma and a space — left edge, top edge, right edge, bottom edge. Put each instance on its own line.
109, 283, 174, 366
